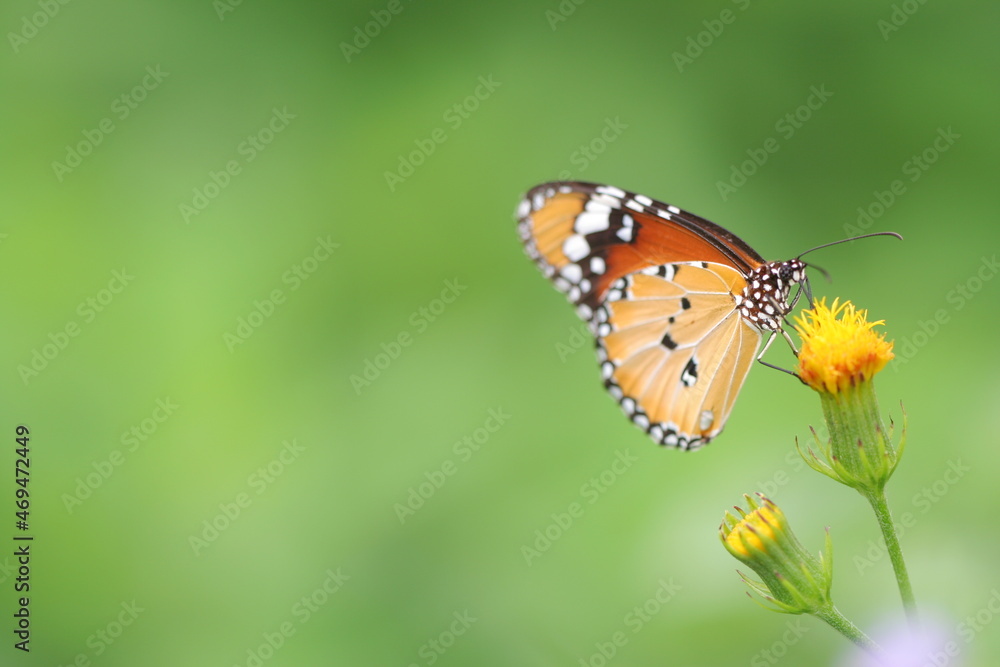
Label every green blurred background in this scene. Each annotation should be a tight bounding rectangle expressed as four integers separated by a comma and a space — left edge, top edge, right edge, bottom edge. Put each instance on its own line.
1, 0, 998, 665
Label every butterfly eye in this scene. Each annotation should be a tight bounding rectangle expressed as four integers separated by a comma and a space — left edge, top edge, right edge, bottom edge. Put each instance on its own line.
778, 263, 794, 282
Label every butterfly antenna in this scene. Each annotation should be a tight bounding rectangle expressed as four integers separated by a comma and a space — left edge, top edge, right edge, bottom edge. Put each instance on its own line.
802, 261, 831, 284
797, 231, 903, 259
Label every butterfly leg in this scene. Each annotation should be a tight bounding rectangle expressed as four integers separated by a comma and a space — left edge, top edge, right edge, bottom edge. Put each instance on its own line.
779, 326, 800, 356
787, 279, 813, 311
771, 285, 810, 349
755, 329, 801, 377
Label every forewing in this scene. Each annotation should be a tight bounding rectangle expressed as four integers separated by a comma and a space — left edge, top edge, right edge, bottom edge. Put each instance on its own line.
516, 181, 765, 321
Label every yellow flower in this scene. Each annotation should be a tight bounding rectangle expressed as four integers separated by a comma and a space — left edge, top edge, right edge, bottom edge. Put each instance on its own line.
793, 297, 905, 494
720, 495, 834, 614
794, 298, 894, 395
722, 497, 781, 557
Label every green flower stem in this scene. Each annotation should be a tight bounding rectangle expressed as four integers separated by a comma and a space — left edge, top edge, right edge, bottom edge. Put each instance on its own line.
864, 487, 919, 630
818, 383, 882, 478
813, 604, 886, 661
816, 380, 917, 629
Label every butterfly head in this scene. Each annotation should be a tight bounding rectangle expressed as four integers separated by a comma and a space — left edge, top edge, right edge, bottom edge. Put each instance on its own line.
737, 259, 808, 332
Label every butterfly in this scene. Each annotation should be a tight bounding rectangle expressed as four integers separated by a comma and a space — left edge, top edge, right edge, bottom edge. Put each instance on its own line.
516, 181, 811, 450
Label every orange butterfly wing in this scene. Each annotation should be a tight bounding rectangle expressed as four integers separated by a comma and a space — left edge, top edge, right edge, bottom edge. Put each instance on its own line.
517, 182, 765, 313
597, 263, 761, 448
517, 182, 771, 448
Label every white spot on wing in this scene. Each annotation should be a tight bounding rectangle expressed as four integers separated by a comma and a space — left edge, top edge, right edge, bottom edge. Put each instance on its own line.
634, 194, 652, 206
616, 226, 634, 242
574, 211, 611, 235
584, 201, 612, 215
560, 263, 583, 283
563, 234, 590, 261
590, 256, 606, 275
596, 185, 626, 198
699, 410, 714, 431
516, 199, 530, 219
590, 194, 620, 209
681, 358, 698, 387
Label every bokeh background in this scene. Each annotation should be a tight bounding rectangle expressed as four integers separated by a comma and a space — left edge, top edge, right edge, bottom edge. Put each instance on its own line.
1, 1, 998, 665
